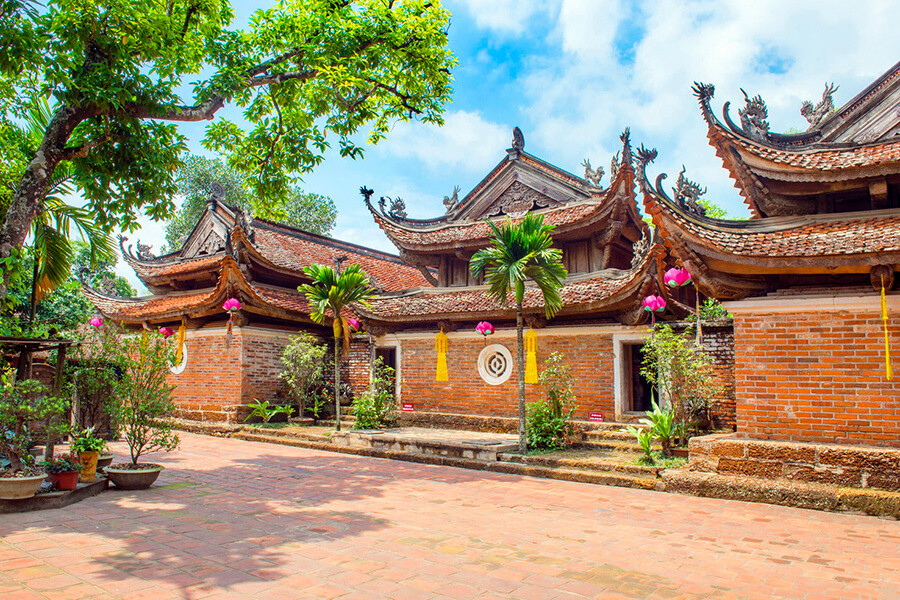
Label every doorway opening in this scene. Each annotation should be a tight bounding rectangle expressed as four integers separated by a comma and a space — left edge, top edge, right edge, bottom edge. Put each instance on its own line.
624, 343, 654, 413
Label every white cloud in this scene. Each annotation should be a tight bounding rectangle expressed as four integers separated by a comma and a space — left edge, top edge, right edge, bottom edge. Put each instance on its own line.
453, 0, 552, 35
377, 110, 510, 174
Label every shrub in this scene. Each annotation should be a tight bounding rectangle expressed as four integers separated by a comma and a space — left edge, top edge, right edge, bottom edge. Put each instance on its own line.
113, 330, 179, 465
526, 352, 577, 450
244, 399, 294, 424
0, 372, 68, 473
280, 332, 327, 418
623, 425, 654, 463
637, 396, 683, 457
351, 358, 397, 429
68, 321, 123, 436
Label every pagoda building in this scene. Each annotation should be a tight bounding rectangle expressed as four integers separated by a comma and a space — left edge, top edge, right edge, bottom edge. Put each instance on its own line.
639, 65, 900, 455
356, 129, 731, 423
82, 189, 428, 422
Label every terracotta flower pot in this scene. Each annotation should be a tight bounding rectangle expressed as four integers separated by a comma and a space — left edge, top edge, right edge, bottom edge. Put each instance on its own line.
79, 451, 99, 482
96, 453, 114, 471
0, 474, 47, 500
49, 471, 79, 491
105, 464, 164, 490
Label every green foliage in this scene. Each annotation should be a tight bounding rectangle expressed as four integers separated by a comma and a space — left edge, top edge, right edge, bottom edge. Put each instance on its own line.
1, 0, 455, 241
113, 330, 180, 465
164, 155, 337, 251
0, 372, 68, 473
685, 298, 733, 322
641, 324, 721, 439
243, 398, 294, 424
527, 353, 577, 450
623, 425, 654, 463
280, 331, 327, 417
352, 357, 397, 430
636, 397, 682, 457
40, 452, 82, 474
68, 320, 123, 436
70, 427, 108, 453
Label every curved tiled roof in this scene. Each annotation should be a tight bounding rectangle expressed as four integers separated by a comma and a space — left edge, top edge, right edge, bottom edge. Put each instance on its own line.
130, 255, 224, 279
82, 287, 216, 321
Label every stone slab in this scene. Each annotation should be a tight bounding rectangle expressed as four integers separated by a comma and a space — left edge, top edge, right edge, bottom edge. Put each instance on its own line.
0, 477, 108, 513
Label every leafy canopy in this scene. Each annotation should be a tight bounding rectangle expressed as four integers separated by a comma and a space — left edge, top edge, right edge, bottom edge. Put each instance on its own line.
0, 0, 455, 233
469, 213, 568, 316
299, 263, 374, 328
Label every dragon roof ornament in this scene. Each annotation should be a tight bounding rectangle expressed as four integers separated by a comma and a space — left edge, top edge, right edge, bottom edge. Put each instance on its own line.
443, 186, 461, 212
673, 167, 707, 217
581, 159, 604, 189
738, 89, 770, 141
801, 82, 839, 129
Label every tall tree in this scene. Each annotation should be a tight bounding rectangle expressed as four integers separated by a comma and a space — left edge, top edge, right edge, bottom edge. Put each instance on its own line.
299, 263, 374, 431
470, 214, 568, 453
164, 155, 336, 251
0, 0, 455, 296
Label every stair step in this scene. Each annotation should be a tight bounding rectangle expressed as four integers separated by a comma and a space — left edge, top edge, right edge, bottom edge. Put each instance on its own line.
575, 439, 657, 453
498, 453, 661, 476
583, 429, 645, 442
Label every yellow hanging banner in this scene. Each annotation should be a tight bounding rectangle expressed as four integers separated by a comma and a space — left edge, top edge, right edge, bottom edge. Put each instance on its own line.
882, 276, 893, 381
524, 326, 538, 384
176, 320, 187, 364
435, 328, 448, 381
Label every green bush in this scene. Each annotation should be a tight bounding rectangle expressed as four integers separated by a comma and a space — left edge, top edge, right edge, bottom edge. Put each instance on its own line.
244, 399, 294, 424
0, 373, 68, 473
526, 352, 576, 450
280, 332, 327, 418
351, 358, 396, 430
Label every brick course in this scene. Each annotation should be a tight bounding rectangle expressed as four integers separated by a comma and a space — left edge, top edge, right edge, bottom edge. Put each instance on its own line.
733, 309, 900, 447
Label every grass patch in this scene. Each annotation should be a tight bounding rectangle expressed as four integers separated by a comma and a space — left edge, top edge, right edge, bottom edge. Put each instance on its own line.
634, 452, 687, 469
245, 422, 290, 429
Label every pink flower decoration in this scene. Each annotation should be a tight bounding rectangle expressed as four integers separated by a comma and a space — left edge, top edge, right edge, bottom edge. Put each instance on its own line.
159, 327, 175, 338
475, 321, 494, 336
642, 295, 667, 313
346, 317, 360, 331
223, 298, 242, 312
664, 267, 692, 288
89, 317, 103, 328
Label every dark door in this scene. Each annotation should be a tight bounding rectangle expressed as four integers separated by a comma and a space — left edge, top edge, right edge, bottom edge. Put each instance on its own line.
626, 343, 654, 412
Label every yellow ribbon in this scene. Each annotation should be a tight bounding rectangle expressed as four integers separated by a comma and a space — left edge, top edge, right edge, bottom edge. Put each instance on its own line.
524, 326, 538, 384
882, 275, 893, 381
334, 316, 353, 360
176, 320, 186, 365
435, 328, 448, 382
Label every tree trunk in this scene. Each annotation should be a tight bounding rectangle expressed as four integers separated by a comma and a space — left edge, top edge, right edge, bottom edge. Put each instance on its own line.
334, 335, 341, 432
516, 303, 526, 453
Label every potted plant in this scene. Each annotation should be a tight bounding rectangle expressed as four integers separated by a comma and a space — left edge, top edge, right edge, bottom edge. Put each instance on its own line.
0, 375, 68, 499
40, 452, 82, 491
71, 428, 108, 482
106, 330, 179, 490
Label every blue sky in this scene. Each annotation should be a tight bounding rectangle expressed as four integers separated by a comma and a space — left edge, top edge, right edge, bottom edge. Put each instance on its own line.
120, 0, 900, 289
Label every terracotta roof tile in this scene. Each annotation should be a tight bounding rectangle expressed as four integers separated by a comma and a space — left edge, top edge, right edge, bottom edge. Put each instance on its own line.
132, 255, 223, 279
85, 289, 215, 320
250, 285, 312, 314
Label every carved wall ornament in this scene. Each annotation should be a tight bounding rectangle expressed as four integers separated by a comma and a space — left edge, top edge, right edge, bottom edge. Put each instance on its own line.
581, 159, 604, 188
196, 230, 225, 256
477, 343, 514, 386
443, 185, 461, 212
738, 88, 770, 141
630, 228, 652, 269
801, 82, 839, 129
871, 265, 895, 292
379, 196, 407, 220
673, 166, 708, 217
511, 126, 525, 151
485, 181, 562, 218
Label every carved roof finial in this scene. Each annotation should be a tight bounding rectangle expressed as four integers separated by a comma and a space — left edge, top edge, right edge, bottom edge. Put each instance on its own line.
673, 166, 707, 217
208, 181, 225, 210
379, 196, 407, 220
511, 126, 525, 151
738, 88, 770, 141
801, 82, 839, 129
581, 159, 604, 188
620, 127, 633, 166
443, 185, 461, 212
359, 186, 374, 203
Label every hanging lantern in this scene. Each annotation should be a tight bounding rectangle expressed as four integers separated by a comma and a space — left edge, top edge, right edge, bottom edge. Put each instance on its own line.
435, 328, 449, 382
664, 267, 692, 288
642, 294, 666, 330
524, 326, 538, 384
89, 317, 103, 328
475, 321, 494, 336
159, 326, 175, 338
223, 298, 242, 347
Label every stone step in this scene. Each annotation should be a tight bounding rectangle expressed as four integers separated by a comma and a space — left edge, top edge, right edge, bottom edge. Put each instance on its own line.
575, 438, 655, 453
498, 452, 662, 477
331, 429, 518, 461
582, 428, 648, 442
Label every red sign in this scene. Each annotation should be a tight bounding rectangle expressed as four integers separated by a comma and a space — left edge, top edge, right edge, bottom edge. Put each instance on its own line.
588, 412, 604, 422
401, 403, 415, 412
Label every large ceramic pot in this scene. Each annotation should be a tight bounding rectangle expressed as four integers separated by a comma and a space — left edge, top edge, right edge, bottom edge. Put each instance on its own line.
105, 464, 164, 490
49, 471, 79, 491
0, 474, 47, 499
79, 451, 99, 482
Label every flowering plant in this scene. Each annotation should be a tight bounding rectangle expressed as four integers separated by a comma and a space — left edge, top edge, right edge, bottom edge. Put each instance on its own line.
642, 295, 666, 313
475, 321, 494, 336
223, 298, 242, 312
664, 268, 692, 288
89, 317, 103, 328
40, 452, 83, 474
159, 327, 174, 338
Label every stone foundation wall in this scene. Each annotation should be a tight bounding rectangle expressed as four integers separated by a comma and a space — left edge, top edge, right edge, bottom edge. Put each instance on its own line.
731, 306, 900, 447
690, 434, 900, 491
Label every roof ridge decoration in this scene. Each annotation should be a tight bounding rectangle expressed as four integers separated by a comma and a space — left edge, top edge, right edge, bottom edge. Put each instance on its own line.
801, 83, 839, 130
737, 88, 770, 142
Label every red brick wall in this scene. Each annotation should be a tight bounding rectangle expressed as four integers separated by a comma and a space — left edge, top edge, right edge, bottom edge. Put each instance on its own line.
392, 332, 617, 420
170, 328, 243, 422
733, 309, 900, 447
698, 322, 736, 428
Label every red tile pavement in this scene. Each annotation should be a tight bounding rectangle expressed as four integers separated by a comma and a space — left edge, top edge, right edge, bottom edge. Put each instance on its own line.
1, 432, 899, 600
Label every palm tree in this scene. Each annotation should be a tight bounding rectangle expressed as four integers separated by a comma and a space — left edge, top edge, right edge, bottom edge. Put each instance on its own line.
20, 98, 115, 325
470, 213, 567, 453
299, 263, 374, 431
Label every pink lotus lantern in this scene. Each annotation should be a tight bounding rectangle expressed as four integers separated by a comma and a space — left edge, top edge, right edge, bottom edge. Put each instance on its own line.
223, 297, 241, 347
159, 327, 175, 338
642, 294, 666, 330
346, 317, 360, 332
89, 317, 103, 328
475, 321, 494, 336
664, 267, 692, 288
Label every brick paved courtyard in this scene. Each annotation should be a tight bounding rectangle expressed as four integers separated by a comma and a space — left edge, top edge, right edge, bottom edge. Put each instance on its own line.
1, 432, 899, 600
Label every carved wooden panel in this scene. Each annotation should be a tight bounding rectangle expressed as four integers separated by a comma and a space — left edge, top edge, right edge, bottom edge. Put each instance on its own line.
565, 240, 591, 273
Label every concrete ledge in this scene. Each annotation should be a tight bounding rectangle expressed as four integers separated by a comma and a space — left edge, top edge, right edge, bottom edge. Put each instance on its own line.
0, 477, 108, 514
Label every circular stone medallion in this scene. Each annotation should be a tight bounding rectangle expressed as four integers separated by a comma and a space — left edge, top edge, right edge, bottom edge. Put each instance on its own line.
477, 344, 514, 385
